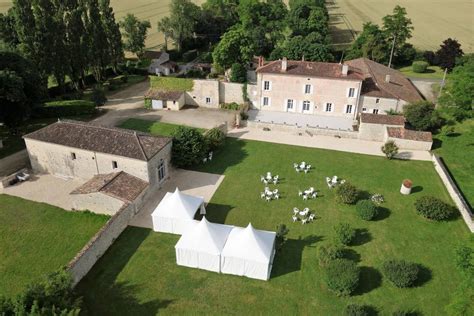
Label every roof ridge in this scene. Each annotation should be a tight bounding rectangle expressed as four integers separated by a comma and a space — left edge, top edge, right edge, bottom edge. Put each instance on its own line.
59, 119, 153, 137
134, 132, 148, 160
97, 172, 122, 192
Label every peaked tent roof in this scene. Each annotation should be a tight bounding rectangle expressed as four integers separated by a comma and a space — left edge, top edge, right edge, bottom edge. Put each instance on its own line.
222, 223, 276, 263
152, 188, 204, 219
175, 217, 234, 254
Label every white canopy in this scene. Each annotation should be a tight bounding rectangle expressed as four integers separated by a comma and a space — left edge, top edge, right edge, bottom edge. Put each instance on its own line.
175, 217, 233, 272
151, 188, 205, 235
221, 223, 276, 280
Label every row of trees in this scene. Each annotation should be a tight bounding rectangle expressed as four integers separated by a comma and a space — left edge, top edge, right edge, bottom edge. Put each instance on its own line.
1, 0, 123, 90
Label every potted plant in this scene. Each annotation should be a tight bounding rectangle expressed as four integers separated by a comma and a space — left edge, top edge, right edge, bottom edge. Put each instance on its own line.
400, 179, 412, 195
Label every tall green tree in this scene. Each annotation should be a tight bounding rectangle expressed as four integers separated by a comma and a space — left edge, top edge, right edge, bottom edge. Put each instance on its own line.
119, 14, 151, 57
86, 0, 109, 82
0, 70, 27, 131
0, 9, 19, 47
99, 0, 123, 72
382, 5, 413, 62
212, 25, 255, 69
12, 0, 37, 71
282, 32, 332, 62
346, 22, 389, 63
157, 16, 172, 51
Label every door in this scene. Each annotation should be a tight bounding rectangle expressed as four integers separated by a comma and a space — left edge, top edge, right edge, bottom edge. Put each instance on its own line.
152, 100, 164, 110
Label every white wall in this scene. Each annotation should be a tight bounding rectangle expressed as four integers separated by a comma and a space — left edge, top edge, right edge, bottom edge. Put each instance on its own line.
185, 79, 220, 108
72, 192, 124, 215
359, 96, 405, 114
358, 122, 387, 141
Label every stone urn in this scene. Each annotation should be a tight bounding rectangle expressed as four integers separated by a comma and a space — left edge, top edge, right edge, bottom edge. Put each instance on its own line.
400, 179, 412, 195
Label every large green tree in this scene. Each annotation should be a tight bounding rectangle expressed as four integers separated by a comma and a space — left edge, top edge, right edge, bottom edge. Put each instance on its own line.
212, 25, 255, 69
0, 9, 19, 47
120, 13, 151, 57
0, 70, 27, 131
283, 32, 332, 61
99, 0, 123, 72
382, 5, 414, 64
87, 0, 110, 81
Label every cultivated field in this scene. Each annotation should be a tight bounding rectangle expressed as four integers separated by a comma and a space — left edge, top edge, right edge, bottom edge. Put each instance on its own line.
328, 0, 474, 52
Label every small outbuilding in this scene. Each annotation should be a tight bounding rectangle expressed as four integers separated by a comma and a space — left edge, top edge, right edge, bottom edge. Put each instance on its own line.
175, 217, 234, 273
145, 89, 185, 111
221, 223, 276, 281
151, 188, 205, 235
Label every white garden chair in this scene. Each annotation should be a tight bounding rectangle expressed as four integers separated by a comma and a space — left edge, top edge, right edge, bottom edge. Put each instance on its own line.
293, 163, 298, 169
332, 176, 338, 184
300, 162, 306, 169
296, 168, 301, 173
292, 216, 298, 222
309, 214, 315, 221
266, 196, 272, 202
303, 195, 308, 201
304, 169, 309, 174
208, 152, 213, 161
311, 192, 317, 199
266, 172, 272, 180
260, 176, 265, 182
303, 207, 309, 213
274, 193, 280, 200
302, 218, 308, 225
260, 192, 266, 199
306, 164, 311, 170
273, 189, 279, 194
298, 190, 303, 196
293, 207, 299, 215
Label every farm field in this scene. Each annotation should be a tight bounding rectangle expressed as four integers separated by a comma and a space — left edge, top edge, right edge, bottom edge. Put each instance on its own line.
0, 194, 109, 298
328, 0, 474, 52
77, 137, 471, 315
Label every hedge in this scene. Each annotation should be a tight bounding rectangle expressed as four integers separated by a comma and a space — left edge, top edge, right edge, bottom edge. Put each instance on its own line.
412, 61, 429, 73
382, 259, 419, 288
324, 259, 360, 296
414, 196, 456, 221
33, 100, 97, 118
356, 200, 379, 221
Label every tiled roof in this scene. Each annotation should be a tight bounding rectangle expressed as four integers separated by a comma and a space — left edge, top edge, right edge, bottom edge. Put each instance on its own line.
24, 120, 171, 161
387, 127, 433, 142
360, 113, 405, 126
345, 58, 424, 103
71, 172, 149, 203
256, 60, 363, 80
145, 89, 183, 100
143, 50, 164, 60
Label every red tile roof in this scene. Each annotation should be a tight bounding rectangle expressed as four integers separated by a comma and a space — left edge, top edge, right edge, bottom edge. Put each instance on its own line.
387, 127, 433, 142
256, 60, 363, 81
360, 113, 405, 126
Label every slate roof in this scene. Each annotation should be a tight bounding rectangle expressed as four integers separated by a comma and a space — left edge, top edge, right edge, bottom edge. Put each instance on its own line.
345, 58, 424, 103
71, 172, 149, 203
23, 120, 171, 161
387, 127, 433, 142
256, 60, 363, 81
145, 89, 183, 101
360, 113, 405, 126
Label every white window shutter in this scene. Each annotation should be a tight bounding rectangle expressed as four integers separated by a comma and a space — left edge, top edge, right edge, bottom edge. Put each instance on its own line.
268, 97, 271, 107
354, 88, 358, 98
269, 81, 272, 91
311, 85, 314, 94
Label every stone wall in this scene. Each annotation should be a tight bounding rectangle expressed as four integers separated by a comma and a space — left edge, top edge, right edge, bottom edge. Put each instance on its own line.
385, 136, 433, 151
219, 82, 245, 104
247, 121, 359, 139
71, 192, 124, 215
359, 96, 404, 114
432, 154, 473, 232
185, 79, 219, 108
358, 122, 386, 141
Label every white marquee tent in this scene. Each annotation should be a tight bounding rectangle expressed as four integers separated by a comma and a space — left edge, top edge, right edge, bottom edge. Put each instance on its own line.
175, 217, 234, 272
151, 188, 206, 235
221, 223, 277, 281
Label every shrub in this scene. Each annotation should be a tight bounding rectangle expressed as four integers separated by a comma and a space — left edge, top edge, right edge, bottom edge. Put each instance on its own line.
412, 61, 429, 73
392, 309, 420, 316
204, 127, 225, 150
381, 140, 399, 159
144, 98, 152, 109
415, 196, 456, 221
230, 63, 247, 83
318, 243, 344, 266
171, 126, 209, 168
91, 85, 107, 106
33, 100, 96, 118
356, 200, 379, 221
182, 50, 198, 62
382, 259, 419, 288
403, 101, 445, 131
371, 194, 384, 204
324, 259, 360, 296
344, 304, 370, 316
220, 102, 241, 111
335, 182, 359, 204
333, 223, 356, 246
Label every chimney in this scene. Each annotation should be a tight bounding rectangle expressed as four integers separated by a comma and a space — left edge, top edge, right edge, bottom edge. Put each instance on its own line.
342, 64, 349, 76
282, 57, 287, 72
385, 74, 391, 83
258, 56, 264, 68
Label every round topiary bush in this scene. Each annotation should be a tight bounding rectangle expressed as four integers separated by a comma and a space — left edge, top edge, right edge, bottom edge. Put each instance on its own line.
335, 182, 359, 204
415, 196, 455, 221
356, 200, 379, 221
382, 259, 419, 288
324, 259, 360, 296
317, 243, 344, 266
333, 223, 356, 246
412, 61, 429, 73
344, 304, 370, 316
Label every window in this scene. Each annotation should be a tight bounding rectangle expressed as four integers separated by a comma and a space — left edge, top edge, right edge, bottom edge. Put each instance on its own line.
205, 97, 211, 104
362, 107, 367, 112
262, 96, 270, 106
263, 81, 271, 91
158, 159, 166, 182
71, 152, 76, 160
325, 103, 333, 112
287, 99, 294, 110
112, 161, 118, 169
375, 98, 380, 104
304, 84, 312, 94
373, 109, 379, 114
348, 88, 355, 98
346, 104, 353, 114
302, 100, 311, 112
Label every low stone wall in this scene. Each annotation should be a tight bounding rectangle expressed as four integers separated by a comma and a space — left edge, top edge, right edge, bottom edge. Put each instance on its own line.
432, 154, 473, 232
386, 136, 433, 151
247, 121, 359, 139
0, 168, 29, 189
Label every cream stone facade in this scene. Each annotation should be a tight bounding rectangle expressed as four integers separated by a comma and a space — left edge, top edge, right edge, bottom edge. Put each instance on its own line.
359, 96, 405, 115
255, 72, 361, 119
185, 79, 220, 108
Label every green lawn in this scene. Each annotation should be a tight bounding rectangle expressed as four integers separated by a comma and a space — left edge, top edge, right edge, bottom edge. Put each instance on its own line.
149, 76, 194, 91
398, 65, 446, 80
0, 194, 109, 298
77, 138, 470, 315
118, 118, 206, 137
433, 119, 474, 208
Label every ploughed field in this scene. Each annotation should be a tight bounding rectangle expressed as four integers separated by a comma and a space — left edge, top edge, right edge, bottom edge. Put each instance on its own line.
77, 137, 470, 315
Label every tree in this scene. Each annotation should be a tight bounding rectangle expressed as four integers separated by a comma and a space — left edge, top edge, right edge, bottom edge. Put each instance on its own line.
436, 38, 464, 71
335, 182, 359, 205
382, 5, 414, 64
324, 259, 360, 296
381, 140, 399, 159
345, 22, 388, 63
12, 0, 37, 66
99, 0, 123, 72
275, 223, 289, 251
438, 59, 474, 120
0, 9, 19, 47
283, 32, 332, 62
171, 126, 209, 167
287, 2, 328, 37
333, 223, 356, 246
86, 0, 110, 82
382, 259, 419, 288
356, 200, 379, 221
212, 25, 254, 69
120, 14, 150, 58
0, 70, 27, 131
157, 17, 173, 51
403, 101, 445, 131
230, 63, 247, 83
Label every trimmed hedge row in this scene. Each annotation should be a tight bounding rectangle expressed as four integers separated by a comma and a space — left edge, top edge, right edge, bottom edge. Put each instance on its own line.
32, 100, 97, 118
